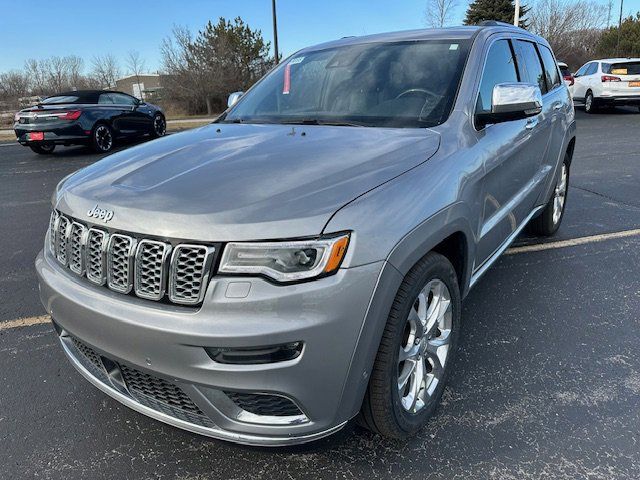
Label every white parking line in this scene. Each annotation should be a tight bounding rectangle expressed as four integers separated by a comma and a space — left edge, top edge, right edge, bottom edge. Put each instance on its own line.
0, 315, 50, 331
0, 142, 18, 147
506, 228, 640, 254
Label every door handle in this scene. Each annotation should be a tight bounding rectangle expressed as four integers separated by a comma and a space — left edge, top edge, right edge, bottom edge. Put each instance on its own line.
553, 102, 563, 110
525, 118, 538, 130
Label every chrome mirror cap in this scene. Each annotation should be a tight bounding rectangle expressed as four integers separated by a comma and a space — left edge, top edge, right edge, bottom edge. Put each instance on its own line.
227, 91, 244, 109
492, 82, 542, 116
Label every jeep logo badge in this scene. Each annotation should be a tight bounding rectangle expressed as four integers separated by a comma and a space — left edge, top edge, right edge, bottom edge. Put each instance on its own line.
87, 205, 114, 223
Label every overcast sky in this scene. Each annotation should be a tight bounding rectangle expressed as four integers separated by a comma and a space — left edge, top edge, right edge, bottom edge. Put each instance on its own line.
1, 0, 638, 73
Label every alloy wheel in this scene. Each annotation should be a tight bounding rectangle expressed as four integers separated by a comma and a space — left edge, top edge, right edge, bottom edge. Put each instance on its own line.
553, 163, 568, 224
153, 115, 166, 136
95, 125, 113, 152
397, 279, 452, 414
585, 94, 592, 112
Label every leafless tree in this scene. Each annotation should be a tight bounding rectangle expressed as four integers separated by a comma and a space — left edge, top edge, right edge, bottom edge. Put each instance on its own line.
161, 25, 215, 113
0, 70, 30, 102
126, 50, 147, 99
425, 0, 458, 28
91, 54, 121, 89
528, 0, 608, 68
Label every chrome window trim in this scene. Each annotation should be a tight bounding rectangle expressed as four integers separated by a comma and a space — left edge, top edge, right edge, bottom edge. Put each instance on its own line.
106, 233, 137, 294
134, 239, 172, 301
168, 245, 216, 305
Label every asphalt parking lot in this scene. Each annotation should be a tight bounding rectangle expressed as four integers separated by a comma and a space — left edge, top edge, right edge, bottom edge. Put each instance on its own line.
1, 108, 639, 479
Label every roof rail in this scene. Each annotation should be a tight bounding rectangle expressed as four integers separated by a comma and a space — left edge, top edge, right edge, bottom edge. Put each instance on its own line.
478, 20, 517, 27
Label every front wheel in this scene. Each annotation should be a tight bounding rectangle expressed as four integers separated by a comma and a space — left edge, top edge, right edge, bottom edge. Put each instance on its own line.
151, 113, 166, 138
528, 153, 570, 236
359, 252, 461, 439
91, 123, 114, 153
29, 144, 55, 155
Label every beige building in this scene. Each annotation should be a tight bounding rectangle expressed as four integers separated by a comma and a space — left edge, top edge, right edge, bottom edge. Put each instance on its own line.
114, 74, 163, 100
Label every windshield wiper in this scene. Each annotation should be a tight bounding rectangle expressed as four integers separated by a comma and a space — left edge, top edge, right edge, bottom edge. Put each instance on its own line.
280, 118, 366, 127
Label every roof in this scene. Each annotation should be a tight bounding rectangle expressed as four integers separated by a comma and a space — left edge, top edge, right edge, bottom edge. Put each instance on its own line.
41, 90, 132, 104
298, 24, 540, 54
593, 58, 640, 63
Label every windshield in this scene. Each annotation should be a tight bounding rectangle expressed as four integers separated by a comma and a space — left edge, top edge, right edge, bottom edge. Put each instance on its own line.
223, 39, 470, 128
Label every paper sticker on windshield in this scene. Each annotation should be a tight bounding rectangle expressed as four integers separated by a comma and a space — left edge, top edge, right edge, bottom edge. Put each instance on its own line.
449, 44, 459, 50
289, 56, 305, 65
283, 64, 291, 94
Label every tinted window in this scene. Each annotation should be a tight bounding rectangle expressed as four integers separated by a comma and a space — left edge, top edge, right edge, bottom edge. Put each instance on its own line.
109, 93, 137, 105
586, 63, 598, 75
538, 45, 561, 90
559, 65, 571, 77
575, 63, 590, 77
604, 62, 640, 75
476, 40, 519, 114
515, 40, 547, 94
98, 94, 115, 104
41, 95, 80, 104
224, 40, 471, 128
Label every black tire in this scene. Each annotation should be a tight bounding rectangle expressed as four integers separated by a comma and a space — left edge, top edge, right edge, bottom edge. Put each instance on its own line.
151, 113, 166, 138
29, 144, 55, 155
584, 91, 597, 113
91, 123, 114, 153
528, 152, 570, 236
359, 252, 461, 439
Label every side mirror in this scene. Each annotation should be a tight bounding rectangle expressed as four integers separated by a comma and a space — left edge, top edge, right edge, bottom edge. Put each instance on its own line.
227, 91, 244, 108
476, 83, 542, 127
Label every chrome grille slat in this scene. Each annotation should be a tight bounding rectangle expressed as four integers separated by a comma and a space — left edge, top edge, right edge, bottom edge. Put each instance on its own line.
169, 245, 215, 305
107, 234, 137, 294
55, 215, 71, 265
48, 210, 59, 254
68, 222, 88, 275
134, 240, 171, 301
86, 228, 108, 285
48, 210, 213, 305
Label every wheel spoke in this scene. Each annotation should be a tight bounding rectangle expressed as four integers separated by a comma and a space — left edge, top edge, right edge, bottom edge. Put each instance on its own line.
398, 358, 416, 391
398, 343, 419, 362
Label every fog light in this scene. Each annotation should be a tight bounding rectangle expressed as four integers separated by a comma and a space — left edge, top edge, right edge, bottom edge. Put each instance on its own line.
205, 342, 303, 365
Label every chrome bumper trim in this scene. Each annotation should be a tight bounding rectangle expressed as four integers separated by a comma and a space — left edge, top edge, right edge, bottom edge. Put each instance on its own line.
58, 334, 347, 446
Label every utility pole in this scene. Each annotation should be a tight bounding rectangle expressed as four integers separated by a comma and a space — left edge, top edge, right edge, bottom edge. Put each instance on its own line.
514, 0, 520, 26
616, 0, 624, 56
272, 0, 280, 63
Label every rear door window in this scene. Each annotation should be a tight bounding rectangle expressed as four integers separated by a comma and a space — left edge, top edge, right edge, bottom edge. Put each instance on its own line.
585, 63, 598, 75
538, 45, 561, 90
476, 39, 519, 115
515, 40, 547, 94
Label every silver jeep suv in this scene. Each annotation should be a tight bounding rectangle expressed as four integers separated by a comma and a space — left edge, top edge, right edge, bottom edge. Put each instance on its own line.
36, 24, 575, 445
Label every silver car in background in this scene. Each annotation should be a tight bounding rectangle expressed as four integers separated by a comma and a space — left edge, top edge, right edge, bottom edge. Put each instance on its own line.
36, 22, 576, 445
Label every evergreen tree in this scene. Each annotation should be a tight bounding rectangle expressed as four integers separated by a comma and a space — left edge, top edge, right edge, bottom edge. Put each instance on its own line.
464, 0, 529, 28
597, 13, 640, 58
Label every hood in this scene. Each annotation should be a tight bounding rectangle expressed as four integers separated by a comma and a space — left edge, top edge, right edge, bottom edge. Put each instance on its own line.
56, 123, 440, 241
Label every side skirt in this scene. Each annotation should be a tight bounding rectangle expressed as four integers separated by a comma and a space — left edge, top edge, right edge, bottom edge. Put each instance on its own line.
469, 205, 545, 289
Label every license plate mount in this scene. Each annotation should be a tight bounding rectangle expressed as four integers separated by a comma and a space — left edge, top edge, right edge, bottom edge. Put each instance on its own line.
629, 81, 640, 87
29, 132, 44, 141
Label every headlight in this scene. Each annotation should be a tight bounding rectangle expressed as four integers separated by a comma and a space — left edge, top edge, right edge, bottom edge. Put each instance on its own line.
219, 233, 350, 282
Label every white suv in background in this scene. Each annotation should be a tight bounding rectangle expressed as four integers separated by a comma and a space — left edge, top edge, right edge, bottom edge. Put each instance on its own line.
572, 58, 640, 113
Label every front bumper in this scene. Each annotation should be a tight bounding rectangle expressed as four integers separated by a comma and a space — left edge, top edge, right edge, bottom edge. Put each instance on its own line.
36, 248, 385, 445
